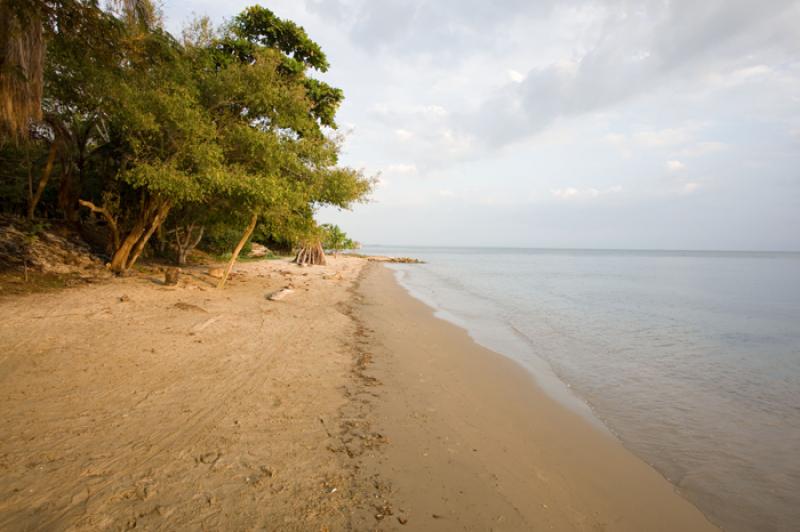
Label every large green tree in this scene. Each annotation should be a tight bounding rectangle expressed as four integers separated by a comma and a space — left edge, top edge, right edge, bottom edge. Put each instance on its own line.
1, 3, 371, 280
185, 6, 371, 285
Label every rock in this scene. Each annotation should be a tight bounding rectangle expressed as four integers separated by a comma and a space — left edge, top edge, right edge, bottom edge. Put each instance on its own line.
208, 267, 224, 279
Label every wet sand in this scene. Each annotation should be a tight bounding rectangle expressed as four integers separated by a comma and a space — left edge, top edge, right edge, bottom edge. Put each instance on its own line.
354, 263, 718, 531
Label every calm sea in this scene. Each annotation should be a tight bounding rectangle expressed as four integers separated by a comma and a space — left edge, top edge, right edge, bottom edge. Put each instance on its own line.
361, 246, 800, 532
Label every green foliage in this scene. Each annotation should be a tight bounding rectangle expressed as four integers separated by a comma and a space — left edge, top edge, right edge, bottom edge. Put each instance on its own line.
320, 223, 359, 252
203, 221, 253, 256
0, 2, 372, 271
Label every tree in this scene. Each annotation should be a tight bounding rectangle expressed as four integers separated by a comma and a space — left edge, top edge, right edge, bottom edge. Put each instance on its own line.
320, 223, 345, 257
0, 3, 372, 282
187, 6, 371, 284
0, 0, 45, 143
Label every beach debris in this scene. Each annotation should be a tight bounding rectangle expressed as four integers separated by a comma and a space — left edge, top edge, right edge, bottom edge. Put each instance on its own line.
119, 294, 130, 302
366, 256, 424, 264
192, 315, 222, 332
267, 287, 294, 301
208, 267, 224, 279
397, 517, 408, 525
173, 301, 207, 313
164, 267, 181, 286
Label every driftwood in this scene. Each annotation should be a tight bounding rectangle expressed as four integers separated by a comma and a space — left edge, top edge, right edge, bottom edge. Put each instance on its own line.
294, 241, 326, 266
267, 287, 294, 301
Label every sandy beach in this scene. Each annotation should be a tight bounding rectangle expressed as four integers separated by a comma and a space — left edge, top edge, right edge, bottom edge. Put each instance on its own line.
0, 257, 717, 530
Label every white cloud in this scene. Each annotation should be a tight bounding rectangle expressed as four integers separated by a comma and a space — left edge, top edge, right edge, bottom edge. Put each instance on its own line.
703, 64, 774, 92
372, 103, 447, 117
551, 185, 622, 200
683, 182, 701, 194
634, 127, 696, 148
680, 141, 727, 158
385, 163, 418, 174
438, 189, 454, 197
667, 160, 686, 172
508, 69, 524, 83
395, 129, 414, 141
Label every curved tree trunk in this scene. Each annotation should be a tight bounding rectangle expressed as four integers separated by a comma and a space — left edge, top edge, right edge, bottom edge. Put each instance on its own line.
125, 199, 171, 270
217, 212, 258, 289
294, 240, 326, 266
101, 195, 170, 275
27, 141, 57, 220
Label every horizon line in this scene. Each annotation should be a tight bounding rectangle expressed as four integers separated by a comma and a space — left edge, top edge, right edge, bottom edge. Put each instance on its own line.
357, 244, 800, 254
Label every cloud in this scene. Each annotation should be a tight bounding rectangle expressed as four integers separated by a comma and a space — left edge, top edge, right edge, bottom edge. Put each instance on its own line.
508, 69, 524, 83
394, 129, 414, 141
682, 182, 701, 194
667, 160, 686, 172
635, 127, 698, 148
446, 1, 799, 149
551, 185, 622, 200
384, 163, 418, 174
680, 141, 727, 157
371, 103, 447, 118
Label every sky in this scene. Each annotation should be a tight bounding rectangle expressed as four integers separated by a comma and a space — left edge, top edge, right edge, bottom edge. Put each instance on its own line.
163, 1, 800, 250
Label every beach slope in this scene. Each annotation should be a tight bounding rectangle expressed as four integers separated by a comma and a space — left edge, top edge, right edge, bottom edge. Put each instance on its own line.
354, 263, 717, 531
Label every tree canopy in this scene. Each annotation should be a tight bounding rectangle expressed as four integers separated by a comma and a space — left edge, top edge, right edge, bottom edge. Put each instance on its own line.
0, 1, 371, 278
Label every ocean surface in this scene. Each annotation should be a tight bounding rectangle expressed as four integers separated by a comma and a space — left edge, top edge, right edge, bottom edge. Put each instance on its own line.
360, 246, 800, 532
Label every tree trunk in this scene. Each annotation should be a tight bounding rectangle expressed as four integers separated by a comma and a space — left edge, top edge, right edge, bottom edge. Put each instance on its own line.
105, 196, 169, 275
294, 240, 326, 266
175, 224, 204, 266
125, 200, 171, 271
217, 212, 257, 289
109, 219, 146, 274
27, 141, 57, 221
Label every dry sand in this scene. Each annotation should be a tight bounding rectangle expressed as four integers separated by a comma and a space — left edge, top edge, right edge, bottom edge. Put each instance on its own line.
0, 257, 718, 531
0, 257, 376, 530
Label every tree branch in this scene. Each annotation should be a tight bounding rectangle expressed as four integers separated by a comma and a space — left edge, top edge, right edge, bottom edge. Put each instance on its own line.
78, 198, 120, 251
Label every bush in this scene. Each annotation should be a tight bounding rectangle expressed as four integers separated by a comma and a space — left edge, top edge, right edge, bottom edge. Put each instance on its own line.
202, 222, 253, 256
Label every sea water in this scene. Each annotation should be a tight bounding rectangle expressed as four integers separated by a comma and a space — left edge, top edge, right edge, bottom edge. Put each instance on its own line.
361, 246, 800, 532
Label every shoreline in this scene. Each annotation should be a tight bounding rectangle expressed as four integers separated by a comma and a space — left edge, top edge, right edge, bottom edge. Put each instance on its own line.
355, 262, 718, 530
